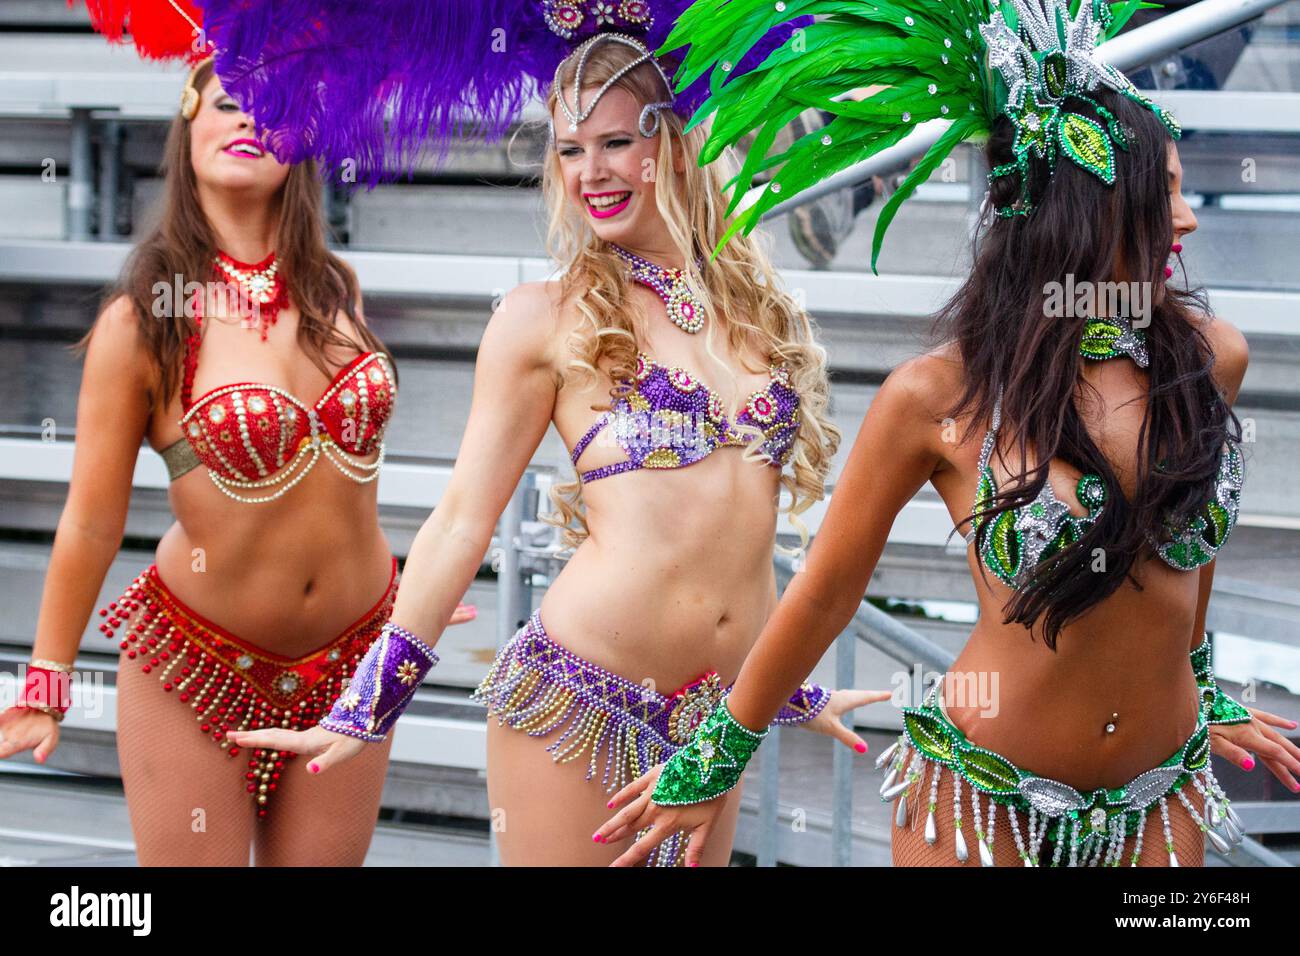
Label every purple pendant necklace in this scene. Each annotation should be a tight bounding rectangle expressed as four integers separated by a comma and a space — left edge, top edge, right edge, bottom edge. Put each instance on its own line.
610, 243, 705, 334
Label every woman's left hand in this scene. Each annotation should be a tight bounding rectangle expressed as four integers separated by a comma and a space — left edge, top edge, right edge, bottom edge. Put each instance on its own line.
796, 689, 893, 752
1209, 705, 1300, 792
449, 602, 477, 626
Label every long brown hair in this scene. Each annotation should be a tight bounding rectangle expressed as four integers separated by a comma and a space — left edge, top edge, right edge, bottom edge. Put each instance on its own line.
939, 86, 1242, 647
538, 41, 841, 555
78, 58, 389, 407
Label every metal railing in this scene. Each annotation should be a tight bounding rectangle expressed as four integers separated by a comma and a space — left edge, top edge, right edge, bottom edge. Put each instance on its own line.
751, 0, 1290, 222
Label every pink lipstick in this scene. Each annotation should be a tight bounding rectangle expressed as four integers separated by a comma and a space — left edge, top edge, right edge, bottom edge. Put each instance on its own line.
223, 138, 266, 160
585, 190, 631, 219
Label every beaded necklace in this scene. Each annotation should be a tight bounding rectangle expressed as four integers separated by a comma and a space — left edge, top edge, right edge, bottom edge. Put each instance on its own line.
610, 243, 705, 334
211, 250, 287, 341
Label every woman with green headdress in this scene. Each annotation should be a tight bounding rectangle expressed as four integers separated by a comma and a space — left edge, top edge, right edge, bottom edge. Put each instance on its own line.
596, 0, 1300, 866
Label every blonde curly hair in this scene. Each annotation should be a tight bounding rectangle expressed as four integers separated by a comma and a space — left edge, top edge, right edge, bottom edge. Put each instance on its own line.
539, 40, 840, 558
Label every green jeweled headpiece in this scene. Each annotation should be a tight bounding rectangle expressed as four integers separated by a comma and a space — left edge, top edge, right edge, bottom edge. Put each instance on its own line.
660, 0, 1181, 272
982, 0, 1181, 217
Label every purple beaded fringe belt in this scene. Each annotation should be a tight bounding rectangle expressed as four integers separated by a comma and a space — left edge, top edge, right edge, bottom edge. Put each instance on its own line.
473, 611, 734, 866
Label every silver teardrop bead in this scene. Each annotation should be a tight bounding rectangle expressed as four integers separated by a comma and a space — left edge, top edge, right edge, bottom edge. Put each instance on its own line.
1169, 849, 1180, 867
978, 837, 994, 867
924, 810, 937, 844
1226, 803, 1244, 830
896, 794, 909, 827
1207, 828, 1232, 856
880, 767, 898, 793
881, 779, 911, 800
875, 741, 899, 770
1208, 800, 1224, 827
954, 826, 968, 862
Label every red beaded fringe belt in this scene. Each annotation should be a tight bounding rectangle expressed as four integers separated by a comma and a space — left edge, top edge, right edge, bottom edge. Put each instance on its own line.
99, 558, 398, 818
473, 610, 731, 867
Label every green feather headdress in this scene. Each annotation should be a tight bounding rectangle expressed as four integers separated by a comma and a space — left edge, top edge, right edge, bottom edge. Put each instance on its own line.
659, 0, 1181, 273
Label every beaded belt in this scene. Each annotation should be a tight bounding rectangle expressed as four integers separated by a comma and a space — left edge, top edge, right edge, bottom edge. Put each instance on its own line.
474, 611, 830, 866
99, 559, 398, 819
878, 683, 1243, 866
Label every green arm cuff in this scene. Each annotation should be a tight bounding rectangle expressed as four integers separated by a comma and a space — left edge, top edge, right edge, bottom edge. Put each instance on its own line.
651, 697, 768, 807
1191, 632, 1253, 726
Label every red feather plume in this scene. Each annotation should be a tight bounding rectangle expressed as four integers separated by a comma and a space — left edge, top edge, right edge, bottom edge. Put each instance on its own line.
72, 0, 210, 64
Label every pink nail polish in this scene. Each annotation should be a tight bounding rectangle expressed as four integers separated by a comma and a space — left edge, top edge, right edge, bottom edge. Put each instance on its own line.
1242, 757, 1255, 771
854, 742, 867, 754
308, 762, 319, 773
592, 833, 603, 843
607, 801, 615, 808
689, 861, 698, 868
1289, 720, 1298, 729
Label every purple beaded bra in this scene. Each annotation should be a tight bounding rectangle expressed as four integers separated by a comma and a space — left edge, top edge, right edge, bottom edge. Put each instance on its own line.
572, 244, 803, 482
570, 356, 802, 482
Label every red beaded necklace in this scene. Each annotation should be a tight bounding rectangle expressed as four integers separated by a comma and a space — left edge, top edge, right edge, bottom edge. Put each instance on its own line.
210, 250, 287, 341
180, 250, 287, 408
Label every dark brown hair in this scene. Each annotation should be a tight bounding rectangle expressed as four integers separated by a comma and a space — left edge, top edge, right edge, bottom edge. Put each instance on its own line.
937, 85, 1241, 647
78, 58, 389, 407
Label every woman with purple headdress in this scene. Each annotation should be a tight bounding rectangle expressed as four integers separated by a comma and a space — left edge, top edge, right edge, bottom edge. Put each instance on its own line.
208, 0, 885, 865
1, 3, 475, 867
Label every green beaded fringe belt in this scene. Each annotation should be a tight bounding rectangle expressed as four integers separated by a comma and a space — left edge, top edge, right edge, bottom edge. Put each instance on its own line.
877, 688, 1244, 866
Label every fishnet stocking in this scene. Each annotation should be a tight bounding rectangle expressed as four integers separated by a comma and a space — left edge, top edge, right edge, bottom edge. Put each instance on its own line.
115, 607, 393, 867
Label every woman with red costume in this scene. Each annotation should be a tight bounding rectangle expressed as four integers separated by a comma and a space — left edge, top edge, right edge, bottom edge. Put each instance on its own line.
0, 43, 472, 865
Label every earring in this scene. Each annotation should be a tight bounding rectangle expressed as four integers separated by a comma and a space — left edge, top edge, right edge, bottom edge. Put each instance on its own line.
179, 54, 214, 121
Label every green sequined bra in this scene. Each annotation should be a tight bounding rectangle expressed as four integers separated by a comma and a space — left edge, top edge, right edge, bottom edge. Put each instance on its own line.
966, 336, 1245, 585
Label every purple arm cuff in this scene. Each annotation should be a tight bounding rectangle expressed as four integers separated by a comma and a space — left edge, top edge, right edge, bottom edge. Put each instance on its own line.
771, 683, 832, 725
319, 622, 439, 742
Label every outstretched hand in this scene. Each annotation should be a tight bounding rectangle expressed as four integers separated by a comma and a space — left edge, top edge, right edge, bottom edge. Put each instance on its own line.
798, 688, 894, 751
593, 688, 892, 866
0, 707, 60, 763
594, 764, 730, 867
224, 600, 470, 768
225, 724, 369, 774
1210, 705, 1300, 792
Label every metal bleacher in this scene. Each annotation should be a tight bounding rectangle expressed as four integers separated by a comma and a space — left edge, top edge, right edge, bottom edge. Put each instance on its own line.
1, 0, 1299, 865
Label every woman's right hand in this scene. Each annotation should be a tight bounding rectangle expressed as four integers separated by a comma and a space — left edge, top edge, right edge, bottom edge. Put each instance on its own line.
225, 725, 368, 774
0, 707, 61, 763
595, 764, 730, 867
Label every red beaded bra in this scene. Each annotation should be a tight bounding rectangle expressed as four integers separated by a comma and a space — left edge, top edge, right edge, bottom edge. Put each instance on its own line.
158, 254, 396, 503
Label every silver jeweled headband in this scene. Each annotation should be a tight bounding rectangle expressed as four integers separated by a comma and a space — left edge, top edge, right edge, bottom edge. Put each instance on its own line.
551, 32, 676, 140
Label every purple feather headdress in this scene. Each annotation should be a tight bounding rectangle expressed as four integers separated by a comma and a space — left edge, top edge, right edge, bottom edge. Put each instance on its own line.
195, 0, 807, 188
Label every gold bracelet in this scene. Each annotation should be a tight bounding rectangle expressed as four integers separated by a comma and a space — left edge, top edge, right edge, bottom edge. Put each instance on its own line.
16, 702, 66, 723
29, 658, 75, 673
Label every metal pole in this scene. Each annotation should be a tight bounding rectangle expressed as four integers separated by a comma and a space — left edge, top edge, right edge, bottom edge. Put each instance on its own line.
756, 725, 781, 866
67, 109, 94, 241
496, 476, 528, 648
97, 119, 121, 241
486, 476, 530, 868
830, 626, 857, 866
